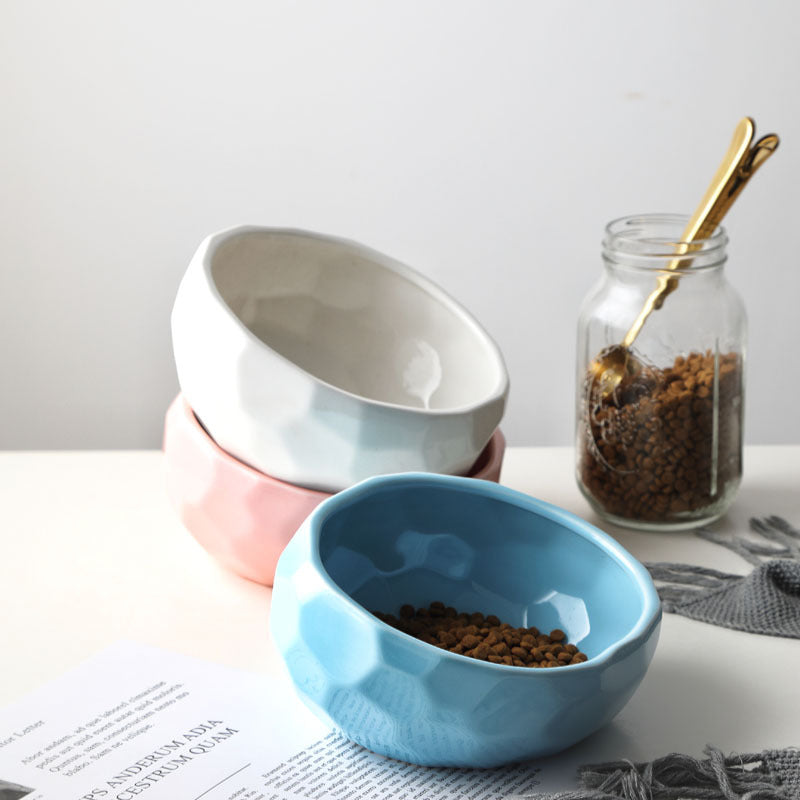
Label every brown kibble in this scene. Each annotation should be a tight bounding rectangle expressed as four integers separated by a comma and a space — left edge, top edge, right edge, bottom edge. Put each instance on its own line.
374, 604, 589, 668
486, 615, 501, 626
473, 642, 490, 660
579, 350, 742, 524
549, 629, 566, 642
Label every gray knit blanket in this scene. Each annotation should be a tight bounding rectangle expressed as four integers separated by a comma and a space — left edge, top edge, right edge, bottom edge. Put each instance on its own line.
510, 745, 799, 799
645, 516, 800, 638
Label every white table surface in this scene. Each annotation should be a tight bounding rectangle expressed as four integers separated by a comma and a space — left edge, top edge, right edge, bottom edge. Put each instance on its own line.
1, 446, 798, 771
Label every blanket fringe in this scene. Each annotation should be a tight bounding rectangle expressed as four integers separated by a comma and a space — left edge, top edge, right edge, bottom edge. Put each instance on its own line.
510, 746, 790, 800
643, 563, 739, 612
697, 517, 800, 566
645, 516, 800, 611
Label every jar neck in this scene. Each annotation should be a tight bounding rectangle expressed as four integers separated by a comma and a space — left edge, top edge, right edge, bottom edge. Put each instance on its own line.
603, 213, 728, 273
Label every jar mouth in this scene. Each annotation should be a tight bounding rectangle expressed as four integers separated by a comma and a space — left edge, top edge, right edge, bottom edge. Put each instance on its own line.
603, 213, 728, 271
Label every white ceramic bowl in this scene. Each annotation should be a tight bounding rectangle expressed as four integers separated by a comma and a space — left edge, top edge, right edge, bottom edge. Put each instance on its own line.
171, 227, 509, 492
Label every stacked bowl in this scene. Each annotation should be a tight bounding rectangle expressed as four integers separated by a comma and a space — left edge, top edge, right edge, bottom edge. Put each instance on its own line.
166, 226, 510, 585
166, 226, 662, 764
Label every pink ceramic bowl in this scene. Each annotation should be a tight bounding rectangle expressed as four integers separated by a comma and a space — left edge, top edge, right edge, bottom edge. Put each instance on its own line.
163, 395, 506, 586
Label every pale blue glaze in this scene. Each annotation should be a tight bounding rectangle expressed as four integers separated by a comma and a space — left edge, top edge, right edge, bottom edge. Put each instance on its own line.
271, 473, 661, 767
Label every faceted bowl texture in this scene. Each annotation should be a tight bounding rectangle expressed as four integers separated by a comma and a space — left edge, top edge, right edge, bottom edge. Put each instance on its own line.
271, 474, 661, 767
163, 395, 506, 586
171, 226, 509, 492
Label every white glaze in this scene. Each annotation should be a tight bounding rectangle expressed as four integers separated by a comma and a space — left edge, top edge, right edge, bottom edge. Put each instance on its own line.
171, 226, 509, 491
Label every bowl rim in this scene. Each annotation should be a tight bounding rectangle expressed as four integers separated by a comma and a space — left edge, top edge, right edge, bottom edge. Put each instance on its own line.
302, 472, 662, 674
165, 394, 507, 488
194, 224, 510, 416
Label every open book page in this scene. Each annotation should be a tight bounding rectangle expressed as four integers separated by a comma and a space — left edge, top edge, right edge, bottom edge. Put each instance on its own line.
0, 641, 579, 800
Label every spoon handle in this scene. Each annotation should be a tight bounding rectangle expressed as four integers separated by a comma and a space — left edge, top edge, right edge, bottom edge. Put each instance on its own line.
676, 117, 755, 245
621, 118, 778, 349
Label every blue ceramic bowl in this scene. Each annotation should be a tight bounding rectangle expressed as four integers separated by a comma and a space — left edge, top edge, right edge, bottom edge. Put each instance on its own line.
270, 474, 661, 767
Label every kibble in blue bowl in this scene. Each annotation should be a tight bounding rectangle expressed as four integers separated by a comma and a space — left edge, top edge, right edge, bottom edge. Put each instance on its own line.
271, 474, 661, 767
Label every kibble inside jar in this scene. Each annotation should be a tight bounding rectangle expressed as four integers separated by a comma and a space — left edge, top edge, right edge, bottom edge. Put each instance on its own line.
577, 349, 743, 527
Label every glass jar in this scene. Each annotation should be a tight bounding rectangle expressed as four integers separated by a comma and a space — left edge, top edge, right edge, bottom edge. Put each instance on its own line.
575, 214, 746, 531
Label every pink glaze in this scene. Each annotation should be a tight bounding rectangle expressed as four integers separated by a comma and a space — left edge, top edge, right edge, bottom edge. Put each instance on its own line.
163, 395, 505, 586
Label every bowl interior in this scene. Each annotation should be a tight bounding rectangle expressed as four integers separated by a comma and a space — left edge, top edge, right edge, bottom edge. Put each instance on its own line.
209, 230, 505, 410
316, 481, 649, 658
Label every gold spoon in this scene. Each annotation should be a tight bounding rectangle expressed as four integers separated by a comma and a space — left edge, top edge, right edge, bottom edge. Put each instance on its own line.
590, 117, 779, 397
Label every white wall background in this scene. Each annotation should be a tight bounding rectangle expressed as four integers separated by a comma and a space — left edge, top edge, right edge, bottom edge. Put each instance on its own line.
2, 0, 799, 449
